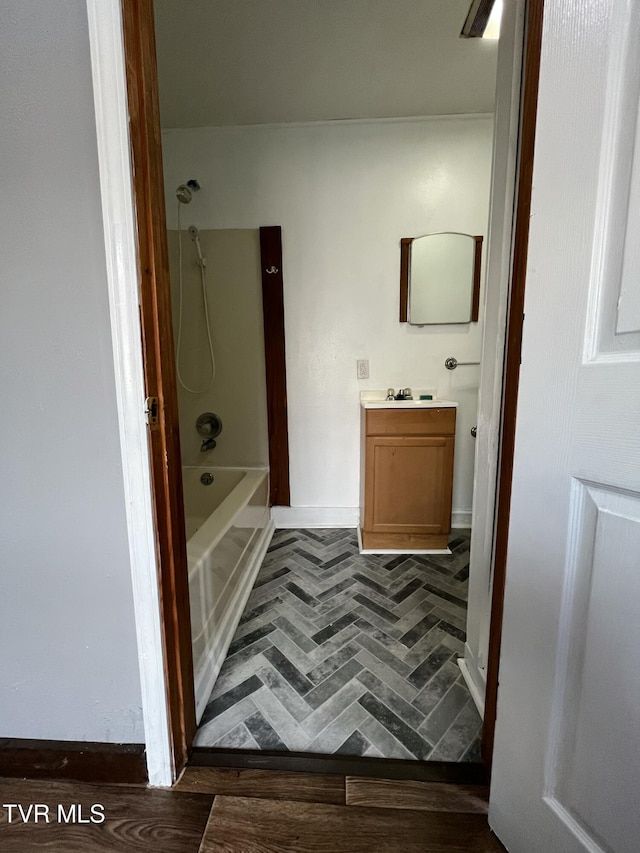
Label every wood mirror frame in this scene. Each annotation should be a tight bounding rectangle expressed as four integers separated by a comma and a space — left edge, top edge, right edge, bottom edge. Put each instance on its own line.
399, 235, 483, 324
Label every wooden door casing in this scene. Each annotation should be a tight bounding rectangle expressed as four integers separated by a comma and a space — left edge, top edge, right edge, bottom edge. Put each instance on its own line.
117, 0, 543, 788
121, 0, 196, 776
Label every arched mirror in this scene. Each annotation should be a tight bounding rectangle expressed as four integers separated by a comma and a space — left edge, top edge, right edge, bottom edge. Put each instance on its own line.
399, 233, 483, 325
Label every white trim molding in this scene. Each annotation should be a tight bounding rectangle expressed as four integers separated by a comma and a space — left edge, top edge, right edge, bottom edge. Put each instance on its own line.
86, 0, 173, 787
458, 644, 487, 718
272, 506, 472, 530
452, 509, 473, 528
464, 0, 526, 727
271, 506, 360, 528
161, 112, 495, 137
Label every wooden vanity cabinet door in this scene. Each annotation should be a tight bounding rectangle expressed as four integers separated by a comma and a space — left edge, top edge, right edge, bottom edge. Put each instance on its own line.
364, 435, 454, 535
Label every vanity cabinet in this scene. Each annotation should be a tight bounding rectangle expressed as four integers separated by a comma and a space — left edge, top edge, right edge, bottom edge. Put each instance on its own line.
360, 407, 456, 551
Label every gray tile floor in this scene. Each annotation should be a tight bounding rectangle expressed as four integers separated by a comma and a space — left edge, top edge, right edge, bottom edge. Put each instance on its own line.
194, 528, 481, 761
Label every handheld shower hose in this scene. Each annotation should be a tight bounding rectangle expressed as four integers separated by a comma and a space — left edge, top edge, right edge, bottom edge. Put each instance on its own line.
176, 197, 215, 394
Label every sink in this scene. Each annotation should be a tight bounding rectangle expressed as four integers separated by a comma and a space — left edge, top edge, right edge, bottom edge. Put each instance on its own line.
360, 391, 457, 410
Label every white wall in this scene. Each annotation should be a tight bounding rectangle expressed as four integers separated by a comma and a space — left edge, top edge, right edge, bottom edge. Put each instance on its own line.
162, 117, 494, 519
0, 0, 144, 742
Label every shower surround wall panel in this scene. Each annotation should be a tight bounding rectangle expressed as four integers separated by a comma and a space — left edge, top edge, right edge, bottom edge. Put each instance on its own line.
167, 228, 269, 469
161, 117, 493, 524
167, 227, 272, 716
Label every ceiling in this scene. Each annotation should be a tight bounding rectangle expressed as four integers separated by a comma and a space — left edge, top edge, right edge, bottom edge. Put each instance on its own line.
153, 0, 498, 129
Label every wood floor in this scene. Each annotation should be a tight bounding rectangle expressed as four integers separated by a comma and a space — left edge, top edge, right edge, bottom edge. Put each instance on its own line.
0, 768, 505, 852
0, 776, 211, 852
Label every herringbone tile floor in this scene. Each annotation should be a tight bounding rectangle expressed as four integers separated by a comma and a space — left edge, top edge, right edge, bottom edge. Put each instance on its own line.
194, 528, 481, 761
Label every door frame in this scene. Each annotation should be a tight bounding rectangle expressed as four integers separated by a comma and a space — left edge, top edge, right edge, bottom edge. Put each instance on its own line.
482, 0, 544, 772
91, 0, 543, 783
120, 0, 197, 776
86, 0, 177, 787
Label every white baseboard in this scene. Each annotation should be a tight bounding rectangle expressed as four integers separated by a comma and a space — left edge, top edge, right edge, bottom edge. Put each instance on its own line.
452, 510, 472, 528
458, 648, 486, 718
272, 506, 470, 530
271, 506, 359, 528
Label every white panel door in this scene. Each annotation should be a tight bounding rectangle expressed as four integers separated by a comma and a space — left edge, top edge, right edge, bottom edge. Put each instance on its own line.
490, 1, 640, 852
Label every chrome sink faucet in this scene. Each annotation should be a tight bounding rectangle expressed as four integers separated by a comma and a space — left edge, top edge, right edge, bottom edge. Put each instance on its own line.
394, 388, 413, 400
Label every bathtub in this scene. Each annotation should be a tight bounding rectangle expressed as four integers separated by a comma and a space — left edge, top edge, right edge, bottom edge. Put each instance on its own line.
182, 465, 273, 721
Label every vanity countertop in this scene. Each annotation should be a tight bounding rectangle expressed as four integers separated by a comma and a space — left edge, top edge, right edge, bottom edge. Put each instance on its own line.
360, 391, 458, 410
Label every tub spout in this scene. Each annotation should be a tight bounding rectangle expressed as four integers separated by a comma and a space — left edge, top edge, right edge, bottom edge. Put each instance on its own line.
200, 438, 216, 452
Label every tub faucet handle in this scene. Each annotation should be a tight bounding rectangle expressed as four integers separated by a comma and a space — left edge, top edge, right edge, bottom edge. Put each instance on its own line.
196, 412, 223, 438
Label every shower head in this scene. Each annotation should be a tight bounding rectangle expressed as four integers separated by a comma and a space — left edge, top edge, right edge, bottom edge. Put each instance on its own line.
176, 178, 201, 204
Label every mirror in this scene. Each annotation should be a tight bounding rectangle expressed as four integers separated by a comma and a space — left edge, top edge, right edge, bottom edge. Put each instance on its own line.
399, 233, 482, 325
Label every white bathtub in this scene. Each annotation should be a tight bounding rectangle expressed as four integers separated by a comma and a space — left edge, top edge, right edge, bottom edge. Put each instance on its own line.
182, 466, 273, 721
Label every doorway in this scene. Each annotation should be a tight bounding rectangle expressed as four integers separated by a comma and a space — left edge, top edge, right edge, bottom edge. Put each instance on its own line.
119, 0, 540, 784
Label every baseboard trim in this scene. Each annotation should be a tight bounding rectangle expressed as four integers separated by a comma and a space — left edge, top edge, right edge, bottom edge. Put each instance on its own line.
0, 739, 148, 784
451, 510, 472, 528
190, 746, 486, 784
271, 506, 359, 528
458, 652, 486, 718
272, 506, 471, 530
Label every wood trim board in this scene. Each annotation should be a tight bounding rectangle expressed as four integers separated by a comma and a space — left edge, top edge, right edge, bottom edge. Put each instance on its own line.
0, 739, 147, 784
399, 237, 413, 322
471, 235, 483, 322
121, 0, 196, 777
190, 747, 487, 785
86, 0, 174, 784
259, 226, 291, 506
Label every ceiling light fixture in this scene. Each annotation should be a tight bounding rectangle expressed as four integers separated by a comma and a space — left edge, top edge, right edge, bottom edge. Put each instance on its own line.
461, 0, 503, 40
